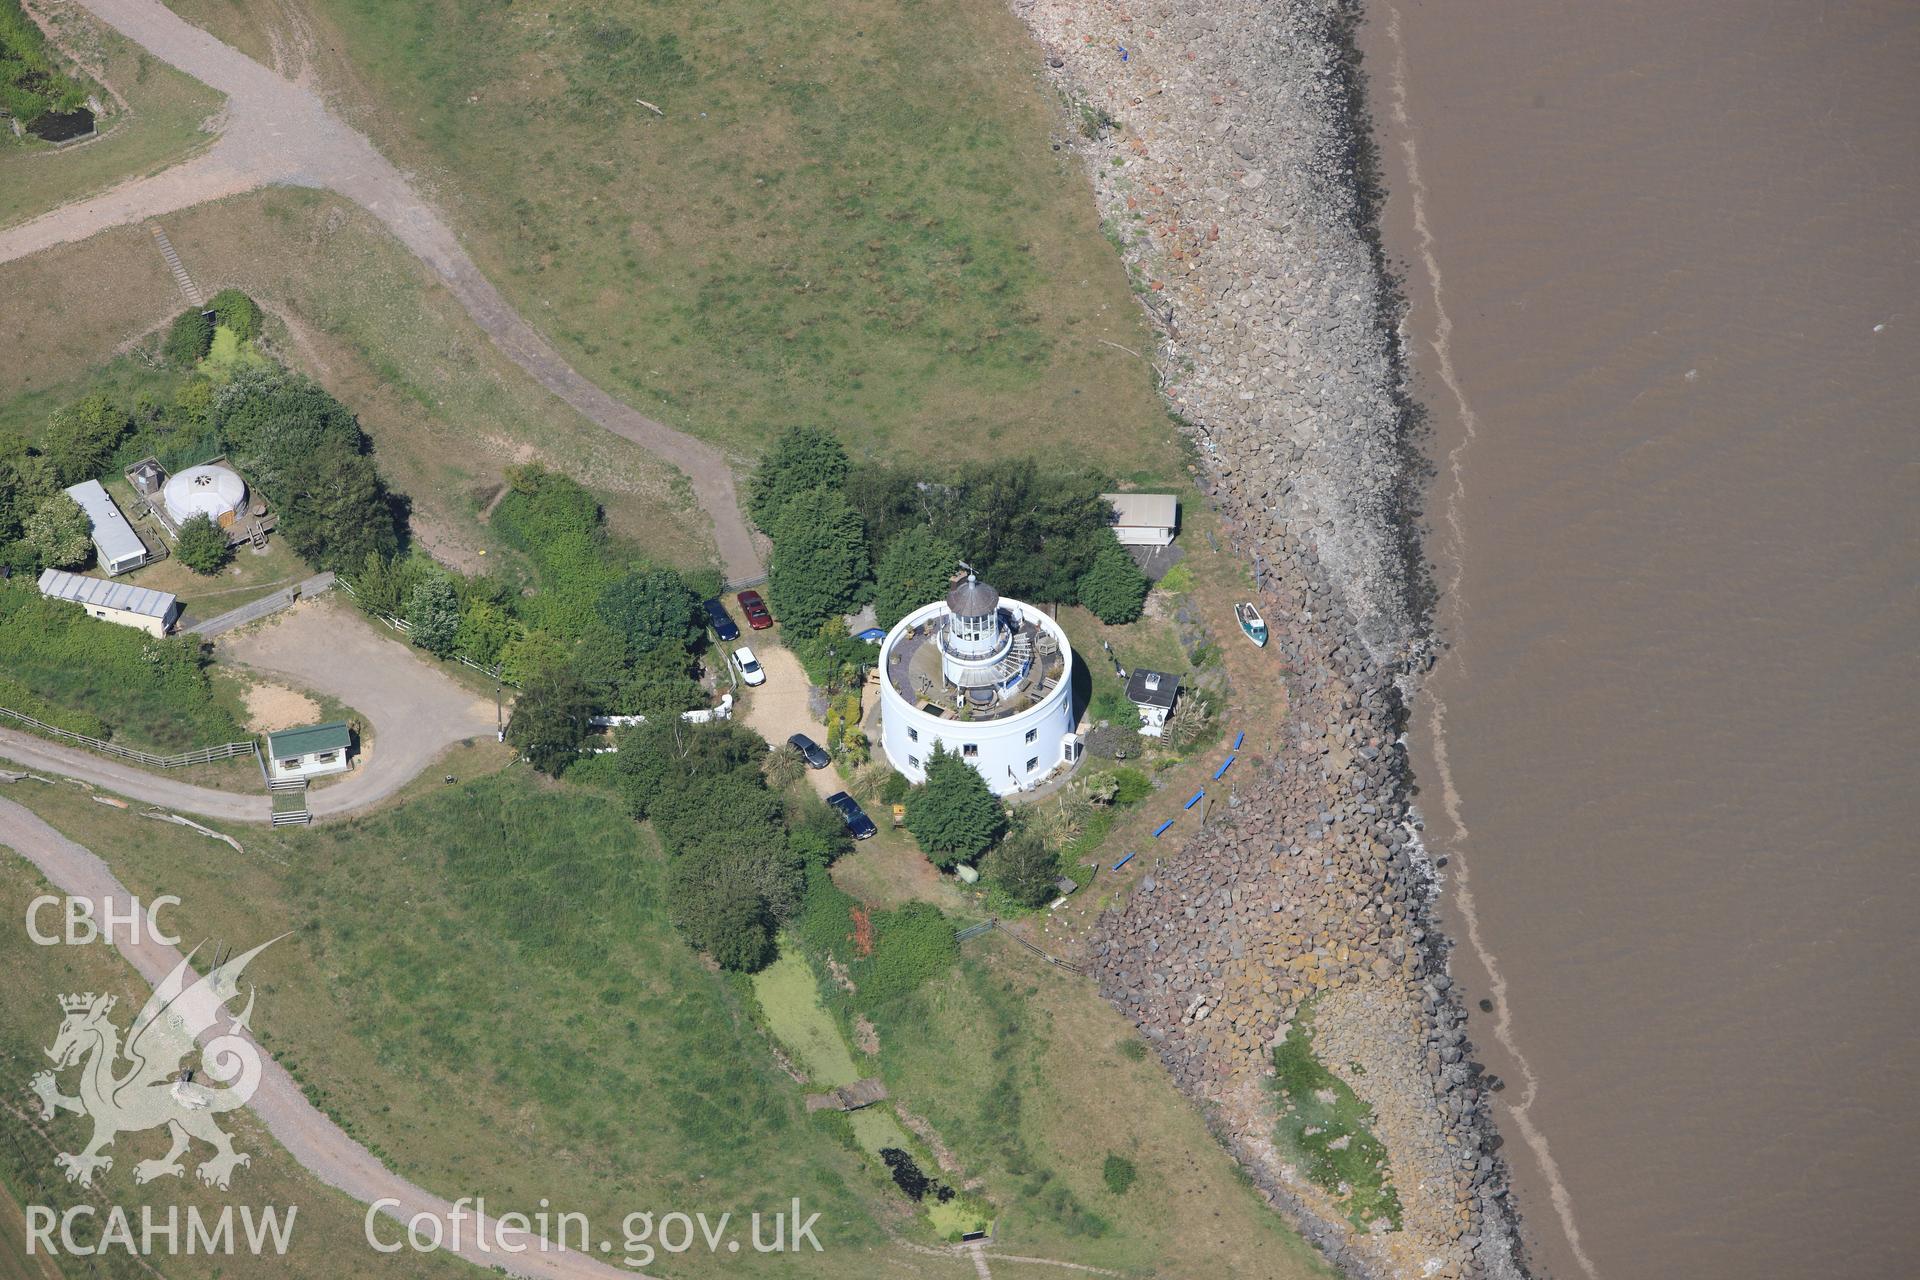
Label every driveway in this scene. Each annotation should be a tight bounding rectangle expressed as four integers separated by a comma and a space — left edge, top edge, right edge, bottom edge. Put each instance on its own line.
0, 0, 761, 583
735, 641, 841, 799
219, 598, 497, 819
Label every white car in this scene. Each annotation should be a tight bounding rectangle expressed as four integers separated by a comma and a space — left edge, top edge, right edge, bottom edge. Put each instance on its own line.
733, 646, 766, 687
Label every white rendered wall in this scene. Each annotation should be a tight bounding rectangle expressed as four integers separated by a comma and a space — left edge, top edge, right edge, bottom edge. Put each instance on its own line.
878, 599, 1077, 797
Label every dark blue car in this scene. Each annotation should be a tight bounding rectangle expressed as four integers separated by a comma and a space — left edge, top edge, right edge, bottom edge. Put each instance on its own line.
702, 598, 739, 642
825, 791, 877, 840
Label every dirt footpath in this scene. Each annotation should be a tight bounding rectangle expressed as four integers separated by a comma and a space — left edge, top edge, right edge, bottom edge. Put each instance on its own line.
219, 598, 496, 819
0, 0, 761, 583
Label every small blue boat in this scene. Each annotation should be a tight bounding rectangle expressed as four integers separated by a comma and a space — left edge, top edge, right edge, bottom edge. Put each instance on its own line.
1236, 602, 1268, 647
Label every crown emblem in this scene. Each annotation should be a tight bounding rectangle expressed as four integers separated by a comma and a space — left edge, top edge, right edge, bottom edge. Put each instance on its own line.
58, 993, 111, 1014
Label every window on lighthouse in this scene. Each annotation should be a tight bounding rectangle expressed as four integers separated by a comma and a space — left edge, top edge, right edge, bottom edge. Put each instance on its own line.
963, 743, 979, 758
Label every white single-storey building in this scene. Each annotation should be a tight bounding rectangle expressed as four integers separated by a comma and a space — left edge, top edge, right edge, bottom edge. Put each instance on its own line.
1101, 492, 1179, 547
37, 568, 179, 637
1126, 668, 1181, 737
63, 479, 152, 575
265, 722, 353, 783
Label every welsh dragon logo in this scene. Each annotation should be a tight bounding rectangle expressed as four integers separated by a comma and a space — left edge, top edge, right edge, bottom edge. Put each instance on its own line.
30, 938, 281, 1191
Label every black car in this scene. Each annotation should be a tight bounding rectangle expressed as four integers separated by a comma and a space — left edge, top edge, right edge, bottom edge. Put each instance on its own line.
825, 791, 877, 840
788, 733, 832, 769
702, 597, 740, 642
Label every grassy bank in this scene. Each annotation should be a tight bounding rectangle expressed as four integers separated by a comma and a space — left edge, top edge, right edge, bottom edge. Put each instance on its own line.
0, 583, 243, 751
170, 0, 1179, 477
0, 769, 918, 1276
0, 1, 220, 228
0, 842, 476, 1280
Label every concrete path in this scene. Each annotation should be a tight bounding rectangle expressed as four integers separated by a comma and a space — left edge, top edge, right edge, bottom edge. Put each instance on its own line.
0, 796, 655, 1280
0, 0, 761, 583
185, 569, 334, 636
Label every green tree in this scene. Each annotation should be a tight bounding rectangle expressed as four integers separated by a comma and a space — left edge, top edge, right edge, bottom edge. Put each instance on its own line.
767, 486, 869, 634
748, 425, 850, 526
406, 574, 460, 657
172, 513, 230, 575
905, 744, 1005, 869
505, 663, 597, 775
276, 436, 398, 572
594, 567, 700, 657
164, 309, 214, 367
985, 828, 1061, 908
948, 460, 1113, 602
1076, 539, 1149, 623
764, 742, 806, 790
0, 433, 56, 547
23, 493, 92, 568
874, 525, 957, 628
41, 393, 131, 486
665, 849, 780, 971
206, 289, 263, 340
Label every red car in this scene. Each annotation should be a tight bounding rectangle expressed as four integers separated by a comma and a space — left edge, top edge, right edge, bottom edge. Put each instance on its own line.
736, 589, 773, 630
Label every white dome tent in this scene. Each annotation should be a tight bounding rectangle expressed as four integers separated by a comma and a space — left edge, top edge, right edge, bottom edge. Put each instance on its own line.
163, 464, 247, 529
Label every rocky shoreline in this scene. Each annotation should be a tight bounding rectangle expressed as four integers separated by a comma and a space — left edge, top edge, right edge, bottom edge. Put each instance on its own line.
1007, 1, 1526, 1275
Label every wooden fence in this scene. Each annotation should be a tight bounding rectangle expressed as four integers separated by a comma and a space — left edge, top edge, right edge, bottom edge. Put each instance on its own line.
957, 917, 1086, 975
0, 705, 256, 771
333, 578, 518, 686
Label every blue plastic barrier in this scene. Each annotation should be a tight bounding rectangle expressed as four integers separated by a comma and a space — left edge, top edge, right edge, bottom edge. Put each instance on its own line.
1112, 851, 1135, 872
1213, 755, 1236, 780
1183, 790, 1204, 810
1233, 731, 1245, 750
1152, 819, 1174, 838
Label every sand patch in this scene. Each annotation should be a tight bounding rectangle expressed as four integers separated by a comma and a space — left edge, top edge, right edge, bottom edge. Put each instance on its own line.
243, 680, 321, 732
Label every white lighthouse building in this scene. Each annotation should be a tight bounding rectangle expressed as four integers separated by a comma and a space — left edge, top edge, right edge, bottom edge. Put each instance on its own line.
877, 575, 1078, 796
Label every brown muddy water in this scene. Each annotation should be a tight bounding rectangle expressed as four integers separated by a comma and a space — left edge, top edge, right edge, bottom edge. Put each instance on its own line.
1362, 2, 1920, 1277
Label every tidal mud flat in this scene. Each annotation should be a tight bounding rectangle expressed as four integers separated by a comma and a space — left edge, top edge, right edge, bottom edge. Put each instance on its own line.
1007, 1, 1523, 1275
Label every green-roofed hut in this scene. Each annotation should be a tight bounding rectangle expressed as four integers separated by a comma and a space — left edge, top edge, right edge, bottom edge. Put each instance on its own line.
264, 721, 352, 783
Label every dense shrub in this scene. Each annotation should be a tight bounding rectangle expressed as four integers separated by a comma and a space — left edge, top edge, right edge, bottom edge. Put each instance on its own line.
612, 719, 802, 972
172, 513, 231, 574
854, 902, 958, 1005
873, 525, 957, 628
406, 574, 460, 657
0, 586, 240, 750
1102, 1155, 1137, 1195
164, 309, 215, 367
984, 828, 1060, 908
767, 486, 869, 635
40, 393, 132, 486
21, 492, 89, 568
206, 289, 263, 341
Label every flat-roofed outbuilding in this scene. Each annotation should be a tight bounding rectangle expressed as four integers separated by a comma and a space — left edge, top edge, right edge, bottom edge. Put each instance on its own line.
36, 568, 179, 637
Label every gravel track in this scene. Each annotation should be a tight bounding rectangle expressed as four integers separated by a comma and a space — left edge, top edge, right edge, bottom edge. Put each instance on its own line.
0, 0, 761, 582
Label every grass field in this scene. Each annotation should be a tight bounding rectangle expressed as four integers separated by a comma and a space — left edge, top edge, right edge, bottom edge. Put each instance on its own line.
856, 936, 1337, 1278
0, 843, 478, 1280
0, 768, 935, 1276
0, 1, 220, 229
0, 189, 714, 574
163, 0, 1182, 480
